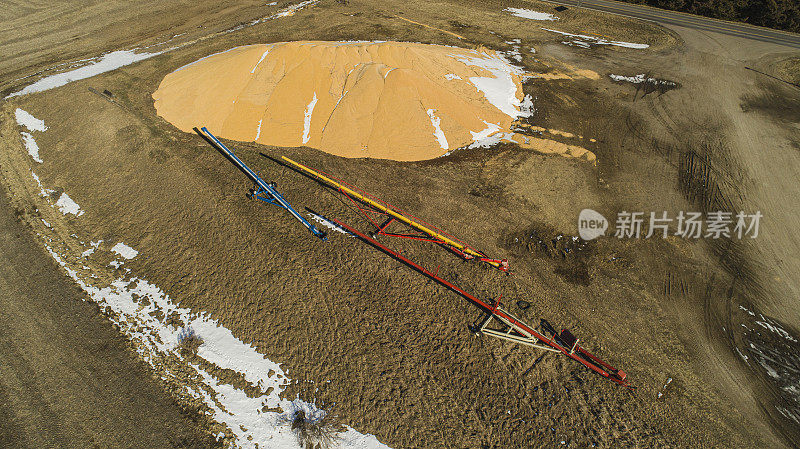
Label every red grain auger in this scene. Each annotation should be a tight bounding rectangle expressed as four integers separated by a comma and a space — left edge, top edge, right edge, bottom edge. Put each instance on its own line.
273, 155, 632, 389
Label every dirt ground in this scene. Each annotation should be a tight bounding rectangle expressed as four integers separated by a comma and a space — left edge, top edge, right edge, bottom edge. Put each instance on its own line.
1, 0, 799, 448
0, 185, 218, 448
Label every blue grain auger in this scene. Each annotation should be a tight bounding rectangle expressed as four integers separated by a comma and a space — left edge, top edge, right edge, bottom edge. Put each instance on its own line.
195, 127, 327, 241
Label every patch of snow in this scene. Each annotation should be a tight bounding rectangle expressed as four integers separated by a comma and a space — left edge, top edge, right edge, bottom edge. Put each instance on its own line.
41, 218, 51, 228
610, 74, 646, 83
256, 0, 317, 22
520, 94, 534, 116
308, 212, 351, 236
268, 1, 278, 4
566, 40, 591, 49
444, 73, 462, 80
55, 193, 84, 216
505, 7, 558, 21
505, 43, 523, 63
543, 28, 649, 49
736, 347, 749, 363
109, 260, 124, 269
31, 172, 54, 197
302, 92, 317, 144
453, 52, 530, 119
20, 132, 43, 163
82, 239, 103, 257
111, 242, 139, 259
426, 109, 449, 150
15, 108, 48, 132
255, 118, 263, 140
468, 121, 503, 147
7, 50, 164, 98
609, 74, 676, 86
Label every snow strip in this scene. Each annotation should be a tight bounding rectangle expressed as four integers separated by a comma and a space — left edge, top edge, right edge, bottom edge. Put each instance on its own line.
251, 49, 270, 73
308, 212, 351, 236
43, 240, 389, 449
253, 0, 318, 23
610, 74, 648, 83
111, 242, 139, 260
566, 40, 591, 49
55, 193, 84, 216
426, 109, 449, 150
505, 7, 558, 21
31, 172, 54, 197
756, 317, 799, 343
20, 132, 43, 163
302, 92, 318, 144
15, 108, 48, 132
609, 74, 676, 86
542, 28, 649, 49
255, 118, 263, 140
444, 73, 462, 80
7, 50, 164, 98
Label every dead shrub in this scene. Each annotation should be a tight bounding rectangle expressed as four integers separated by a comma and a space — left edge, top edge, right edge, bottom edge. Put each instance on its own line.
289, 410, 338, 449
177, 326, 203, 356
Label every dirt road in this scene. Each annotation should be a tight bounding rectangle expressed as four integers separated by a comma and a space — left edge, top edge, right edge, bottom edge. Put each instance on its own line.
0, 188, 216, 448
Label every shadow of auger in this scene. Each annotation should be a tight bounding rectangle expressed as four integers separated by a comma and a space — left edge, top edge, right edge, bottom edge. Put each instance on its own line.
193, 126, 232, 161
259, 152, 335, 192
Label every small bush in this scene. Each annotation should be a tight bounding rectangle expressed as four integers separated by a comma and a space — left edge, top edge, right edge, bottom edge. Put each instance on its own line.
177, 326, 203, 356
286, 408, 338, 449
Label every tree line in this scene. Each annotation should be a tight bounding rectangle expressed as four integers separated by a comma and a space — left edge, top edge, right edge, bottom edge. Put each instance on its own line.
620, 0, 800, 33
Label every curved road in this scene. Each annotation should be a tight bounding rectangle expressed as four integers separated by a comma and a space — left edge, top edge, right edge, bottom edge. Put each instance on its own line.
538, 0, 800, 48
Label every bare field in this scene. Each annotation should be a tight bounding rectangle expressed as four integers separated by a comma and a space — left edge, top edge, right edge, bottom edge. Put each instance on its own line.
1, 0, 798, 448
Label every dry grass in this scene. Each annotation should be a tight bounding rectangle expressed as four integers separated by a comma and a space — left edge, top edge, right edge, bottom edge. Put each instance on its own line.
775, 57, 800, 85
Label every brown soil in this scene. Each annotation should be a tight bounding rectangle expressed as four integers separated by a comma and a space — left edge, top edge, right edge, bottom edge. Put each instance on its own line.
1, 0, 798, 448
0, 183, 218, 448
